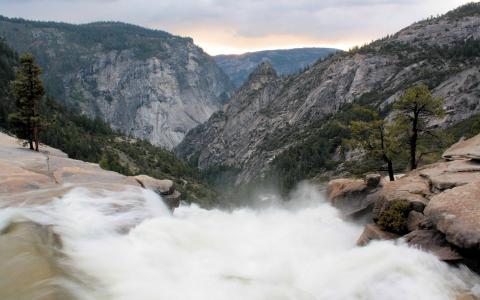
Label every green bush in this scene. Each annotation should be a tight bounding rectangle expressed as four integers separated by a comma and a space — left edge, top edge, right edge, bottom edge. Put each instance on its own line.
377, 200, 412, 234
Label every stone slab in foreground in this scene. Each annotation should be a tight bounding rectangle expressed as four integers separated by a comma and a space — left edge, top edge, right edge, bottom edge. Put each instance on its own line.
425, 180, 480, 249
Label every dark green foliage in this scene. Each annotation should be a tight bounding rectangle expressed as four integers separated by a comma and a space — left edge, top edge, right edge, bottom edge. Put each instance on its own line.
444, 2, 480, 19
445, 114, 480, 140
40, 96, 112, 162
40, 99, 217, 205
200, 165, 241, 190
0, 38, 17, 130
99, 149, 132, 175
39, 100, 216, 205
9, 53, 45, 150
392, 85, 445, 170
269, 104, 376, 193
377, 200, 412, 234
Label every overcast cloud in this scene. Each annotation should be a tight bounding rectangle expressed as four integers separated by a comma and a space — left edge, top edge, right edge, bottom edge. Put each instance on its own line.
0, 0, 472, 54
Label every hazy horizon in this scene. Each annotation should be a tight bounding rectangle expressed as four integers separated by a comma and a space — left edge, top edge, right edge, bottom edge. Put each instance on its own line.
0, 0, 474, 55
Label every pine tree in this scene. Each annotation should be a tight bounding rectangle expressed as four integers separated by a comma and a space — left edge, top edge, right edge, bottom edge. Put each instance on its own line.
393, 85, 445, 170
9, 53, 45, 151
349, 108, 401, 181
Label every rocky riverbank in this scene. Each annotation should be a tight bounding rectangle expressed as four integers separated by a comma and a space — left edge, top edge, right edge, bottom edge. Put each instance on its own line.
0, 132, 181, 299
327, 133, 480, 283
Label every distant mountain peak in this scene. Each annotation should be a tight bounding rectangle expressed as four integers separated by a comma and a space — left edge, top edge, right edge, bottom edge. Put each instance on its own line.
247, 61, 278, 84
214, 48, 338, 87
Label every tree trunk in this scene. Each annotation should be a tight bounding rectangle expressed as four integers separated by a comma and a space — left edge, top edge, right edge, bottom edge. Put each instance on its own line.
29, 139, 34, 150
33, 126, 39, 152
387, 159, 395, 181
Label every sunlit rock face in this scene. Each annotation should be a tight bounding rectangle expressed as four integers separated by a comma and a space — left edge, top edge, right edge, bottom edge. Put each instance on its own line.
177, 6, 480, 183
0, 18, 234, 149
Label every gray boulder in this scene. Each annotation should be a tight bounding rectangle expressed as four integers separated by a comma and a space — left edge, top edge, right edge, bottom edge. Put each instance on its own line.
403, 229, 462, 261
443, 134, 480, 161
424, 180, 480, 249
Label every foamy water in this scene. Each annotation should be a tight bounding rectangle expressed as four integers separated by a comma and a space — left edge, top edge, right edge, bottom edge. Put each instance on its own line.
2, 183, 479, 300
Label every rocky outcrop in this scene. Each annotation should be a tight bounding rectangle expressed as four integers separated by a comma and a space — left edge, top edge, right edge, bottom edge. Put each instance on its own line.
0, 132, 180, 207
0, 132, 183, 299
134, 175, 181, 210
425, 181, 480, 249
0, 17, 233, 149
333, 133, 480, 266
443, 134, 480, 160
327, 175, 382, 216
178, 4, 480, 183
403, 229, 462, 261
357, 224, 399, 246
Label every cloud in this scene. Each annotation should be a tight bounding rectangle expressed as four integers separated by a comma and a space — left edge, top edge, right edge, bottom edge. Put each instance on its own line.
0, 0, 472, 54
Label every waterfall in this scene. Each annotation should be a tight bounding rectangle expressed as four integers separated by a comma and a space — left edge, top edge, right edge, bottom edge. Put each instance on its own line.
1, 184, 479, 300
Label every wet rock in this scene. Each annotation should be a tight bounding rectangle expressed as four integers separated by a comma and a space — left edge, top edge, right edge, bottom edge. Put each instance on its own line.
443, 134, 480, 161
407, 211, 429, 232
403, 229, 462, 261
357, 224, 400, 246
0, 222, 75, 300
424, 181, 480, 249
134, 175, 181, 210
327, 178, 380, 216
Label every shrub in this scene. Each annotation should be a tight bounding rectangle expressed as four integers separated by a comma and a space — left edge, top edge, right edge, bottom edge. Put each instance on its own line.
377, 200, 412, 234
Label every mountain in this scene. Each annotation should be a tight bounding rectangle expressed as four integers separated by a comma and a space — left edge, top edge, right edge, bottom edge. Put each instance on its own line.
176, 3, 480, 189
214, 47, 338, 87
0, 17, 234, 149
0, 39, 217, 206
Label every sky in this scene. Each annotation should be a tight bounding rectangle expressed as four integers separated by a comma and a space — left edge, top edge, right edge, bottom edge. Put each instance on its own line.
0, 0, 474, 55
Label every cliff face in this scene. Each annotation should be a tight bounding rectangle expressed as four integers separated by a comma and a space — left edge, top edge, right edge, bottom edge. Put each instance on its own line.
177, 4, 480, 183
214, 47, 338, 87
0, 18, 233, 149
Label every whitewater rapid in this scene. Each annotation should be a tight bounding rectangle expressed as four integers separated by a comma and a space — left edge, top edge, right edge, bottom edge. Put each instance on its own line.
2, 183, 479, 300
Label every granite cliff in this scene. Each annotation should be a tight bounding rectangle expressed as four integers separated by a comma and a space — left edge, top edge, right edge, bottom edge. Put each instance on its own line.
0, 17, 234, 149
177, 3, 480, 185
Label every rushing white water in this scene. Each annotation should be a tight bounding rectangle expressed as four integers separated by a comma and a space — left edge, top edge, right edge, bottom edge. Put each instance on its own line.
2, 183, 480, 300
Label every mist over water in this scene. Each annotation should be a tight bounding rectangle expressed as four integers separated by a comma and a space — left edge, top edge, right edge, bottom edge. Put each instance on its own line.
2, 184, 480, 300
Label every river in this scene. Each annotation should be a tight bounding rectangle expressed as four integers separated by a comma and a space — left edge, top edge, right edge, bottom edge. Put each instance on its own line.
2, 183, 479, 300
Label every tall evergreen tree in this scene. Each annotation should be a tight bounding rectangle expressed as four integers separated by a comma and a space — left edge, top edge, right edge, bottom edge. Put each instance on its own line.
393, 85, 445, 170
9, 53, 45, 151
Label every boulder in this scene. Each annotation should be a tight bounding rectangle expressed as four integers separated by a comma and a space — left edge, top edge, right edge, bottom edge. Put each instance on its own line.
407, 211, 429, 232
327, 176, 383, 216
443, 134, 480, 161
134, 175, 181, 210
357, 223, 400, 246
327, 178, 366, 200
372, 171, 430, 222
424, 180, 480, 249
419, 159, 480, 192
403, 229, 462, 261
364, 173, 382, 188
